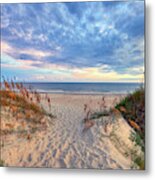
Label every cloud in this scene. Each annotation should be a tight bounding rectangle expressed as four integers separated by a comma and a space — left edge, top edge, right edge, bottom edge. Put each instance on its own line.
1, 41, 57, 61
19, 49, 54, 59
72, 66, 144, 82
1, 1, 144, 82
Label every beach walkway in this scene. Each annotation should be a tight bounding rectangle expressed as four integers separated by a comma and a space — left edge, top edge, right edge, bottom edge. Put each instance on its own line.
2, 94, 134, 169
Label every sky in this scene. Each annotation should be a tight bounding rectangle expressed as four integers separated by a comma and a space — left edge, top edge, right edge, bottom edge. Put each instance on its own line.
1, 1, 145, 82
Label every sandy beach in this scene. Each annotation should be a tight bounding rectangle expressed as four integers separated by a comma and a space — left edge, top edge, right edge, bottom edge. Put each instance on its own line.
1, 93, 142, 169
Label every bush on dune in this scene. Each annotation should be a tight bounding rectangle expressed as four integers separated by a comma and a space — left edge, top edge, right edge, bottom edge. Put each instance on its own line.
115, 87, 145, 141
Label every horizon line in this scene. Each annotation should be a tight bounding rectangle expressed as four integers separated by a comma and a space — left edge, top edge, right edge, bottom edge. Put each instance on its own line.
16, 81, 144, 84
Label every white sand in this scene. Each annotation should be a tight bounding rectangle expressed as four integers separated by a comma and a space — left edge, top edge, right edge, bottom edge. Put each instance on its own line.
1, 94, 141, 169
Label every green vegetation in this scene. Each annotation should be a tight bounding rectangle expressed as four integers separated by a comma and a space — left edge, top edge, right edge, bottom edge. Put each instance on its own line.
89, 111, 109, 120
116, 87, 145, 170
115, 87, 145, 141
133, 156, 145, 170
129, 131, 145, 170
0, 159, 5, 167
130, 131, 144, 152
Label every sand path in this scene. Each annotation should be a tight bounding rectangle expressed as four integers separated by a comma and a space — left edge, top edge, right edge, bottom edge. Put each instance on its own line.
1, 94, 133, 169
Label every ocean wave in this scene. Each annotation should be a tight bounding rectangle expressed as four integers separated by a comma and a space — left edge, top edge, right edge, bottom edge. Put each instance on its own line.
35, 89, 129, 95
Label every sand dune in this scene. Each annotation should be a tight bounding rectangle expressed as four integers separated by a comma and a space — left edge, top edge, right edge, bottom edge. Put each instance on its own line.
1, 94, 141, 169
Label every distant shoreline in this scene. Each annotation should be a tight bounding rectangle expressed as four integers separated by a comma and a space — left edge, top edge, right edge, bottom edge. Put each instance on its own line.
37, 90, 129, 96
1, 82, 143, 95
21, 82, 142, 96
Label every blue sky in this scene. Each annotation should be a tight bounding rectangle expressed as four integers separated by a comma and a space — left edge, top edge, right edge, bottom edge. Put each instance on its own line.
1, 1, 144, 82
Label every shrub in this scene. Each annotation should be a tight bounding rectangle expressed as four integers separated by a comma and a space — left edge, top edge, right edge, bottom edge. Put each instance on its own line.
115, 87, 145, 142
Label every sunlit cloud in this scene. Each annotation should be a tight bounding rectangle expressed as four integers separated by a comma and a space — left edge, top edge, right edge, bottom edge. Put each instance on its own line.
1, 41, 57, 61
19, 49, 54, 59
72, 66, 144, 82
1, 1, 144, 82
1, 41, 12, 53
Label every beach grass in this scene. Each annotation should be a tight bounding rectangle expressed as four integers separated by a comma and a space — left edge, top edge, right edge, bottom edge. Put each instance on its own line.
0, 77, 53, 137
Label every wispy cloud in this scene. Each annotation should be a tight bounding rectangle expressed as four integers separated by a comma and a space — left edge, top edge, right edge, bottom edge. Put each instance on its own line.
1, 1, 144, 82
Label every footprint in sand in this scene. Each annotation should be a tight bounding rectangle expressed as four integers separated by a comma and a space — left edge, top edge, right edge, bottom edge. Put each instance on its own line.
81, 128, 94, 146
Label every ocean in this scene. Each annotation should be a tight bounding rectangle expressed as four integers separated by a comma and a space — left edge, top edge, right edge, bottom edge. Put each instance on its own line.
22, 82, 143, 95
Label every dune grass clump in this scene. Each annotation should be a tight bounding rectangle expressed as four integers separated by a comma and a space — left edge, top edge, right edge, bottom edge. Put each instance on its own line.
0, 76, 53, 138
0, 159, 5, 167
129, 131, 145, 170
1, 89, 44, 115
82, 96, 119, 133
115, 87, 145, 141
115, 87, 145, 170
